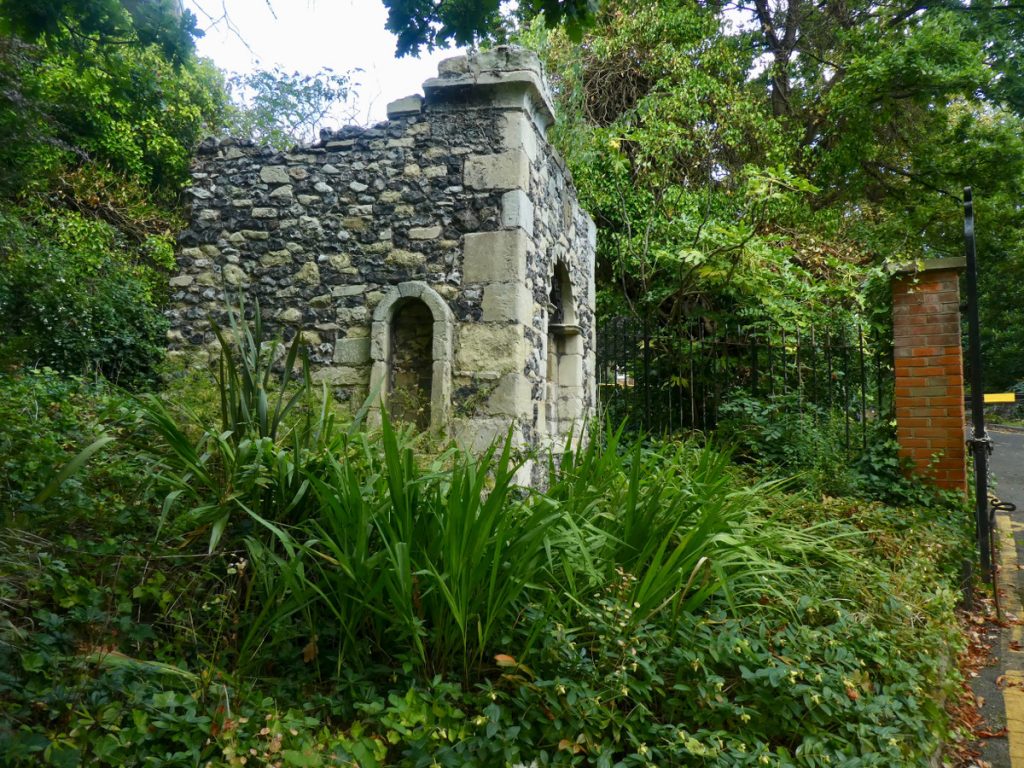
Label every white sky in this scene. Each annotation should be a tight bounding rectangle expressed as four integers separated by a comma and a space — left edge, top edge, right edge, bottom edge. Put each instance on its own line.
183, 0, 461, 124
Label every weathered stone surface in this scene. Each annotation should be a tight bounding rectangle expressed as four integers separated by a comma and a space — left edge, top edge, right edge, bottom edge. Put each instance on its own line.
278, 307, 303, 324
386, 95, 423, 118
409, 225, 442, 240
500, 112, 539, 162
333, 338, 371, 364
501, 189, 534, 236
331, 283, 364, 297
486, 373, 533, 416
295, 262, 320, 284
388, 249, 425, 267
482, 282, 534, 323
260, 250, 292, 267
464, 150, 529, 191
463, 230, 528, 283
223, 264, 248, 287
456, 324, 524, 371
312, 366, 367, 386
260, 166, 290, 184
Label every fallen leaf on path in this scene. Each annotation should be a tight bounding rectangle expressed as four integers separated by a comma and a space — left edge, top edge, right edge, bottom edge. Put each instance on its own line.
975, 728, 1007, 739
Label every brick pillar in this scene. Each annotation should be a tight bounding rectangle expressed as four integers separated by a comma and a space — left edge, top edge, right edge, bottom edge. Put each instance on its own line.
891, 257, 967, 492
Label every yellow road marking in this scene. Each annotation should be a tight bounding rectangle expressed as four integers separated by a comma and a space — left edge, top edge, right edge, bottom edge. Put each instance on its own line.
995, 512, 1024, 765
986, 393, 1018, 404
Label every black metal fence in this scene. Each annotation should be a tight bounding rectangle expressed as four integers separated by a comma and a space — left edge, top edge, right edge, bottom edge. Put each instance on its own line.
597, 316, 893, 451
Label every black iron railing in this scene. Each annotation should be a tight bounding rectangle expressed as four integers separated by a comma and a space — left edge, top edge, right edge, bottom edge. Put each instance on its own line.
597, 316, 893, 450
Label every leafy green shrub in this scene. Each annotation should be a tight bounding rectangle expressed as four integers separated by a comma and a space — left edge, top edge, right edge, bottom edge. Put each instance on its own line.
0, 528, 231, 767
0, 369, 145, 530
247, 416, 564, 682
717, 393, 954, 510
0, 207, 168, 389
0, 312, 971, 766
848, 423, 960, 508
717, 393, 861, 495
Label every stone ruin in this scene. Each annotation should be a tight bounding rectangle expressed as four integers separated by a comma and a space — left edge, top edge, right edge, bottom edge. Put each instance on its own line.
168, 47, 597, 466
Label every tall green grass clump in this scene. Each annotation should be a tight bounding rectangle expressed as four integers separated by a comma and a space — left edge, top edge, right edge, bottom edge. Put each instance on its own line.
141, 302, 337, 552
137, 307, 804, 687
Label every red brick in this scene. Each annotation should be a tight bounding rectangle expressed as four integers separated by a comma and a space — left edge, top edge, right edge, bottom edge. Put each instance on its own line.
902, 437, 932, 449
928, 395, 965, 407
899, 417, 931, 428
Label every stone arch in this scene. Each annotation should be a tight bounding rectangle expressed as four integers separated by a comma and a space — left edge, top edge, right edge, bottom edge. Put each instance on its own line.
545, 261, 584, 440
370, 281, 454, 431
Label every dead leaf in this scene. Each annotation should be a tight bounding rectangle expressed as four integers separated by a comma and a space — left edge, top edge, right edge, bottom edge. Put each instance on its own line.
976, 728, 1007, 739
302, 636, 318, 663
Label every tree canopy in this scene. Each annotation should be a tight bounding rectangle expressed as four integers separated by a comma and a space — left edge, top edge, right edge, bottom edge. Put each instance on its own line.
0, 0, 226, 385
383, 0, 599, 55
517, 0, 1024, 386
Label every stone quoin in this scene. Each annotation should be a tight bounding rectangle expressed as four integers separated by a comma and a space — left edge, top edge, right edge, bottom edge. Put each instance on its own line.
168, 48, 598, 476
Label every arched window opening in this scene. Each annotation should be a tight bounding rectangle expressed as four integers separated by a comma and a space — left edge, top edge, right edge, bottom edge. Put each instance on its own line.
546, 263, 583, 440
390, 298, 434, 429
548, 263, 576, 327
369, 281, 454, 433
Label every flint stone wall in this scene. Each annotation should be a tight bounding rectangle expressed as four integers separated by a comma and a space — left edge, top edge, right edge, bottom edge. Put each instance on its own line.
168, 48, 597, 457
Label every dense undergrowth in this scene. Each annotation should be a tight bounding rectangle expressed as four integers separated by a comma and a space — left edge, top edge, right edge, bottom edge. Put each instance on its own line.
0, 324, 972, 767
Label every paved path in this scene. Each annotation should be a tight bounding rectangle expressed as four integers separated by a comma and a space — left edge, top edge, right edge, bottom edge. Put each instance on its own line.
978, 428, 1024, 768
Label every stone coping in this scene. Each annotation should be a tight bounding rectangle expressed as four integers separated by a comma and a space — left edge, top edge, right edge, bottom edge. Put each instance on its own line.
887, 256, 967, 275
421, 47, 556, 128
